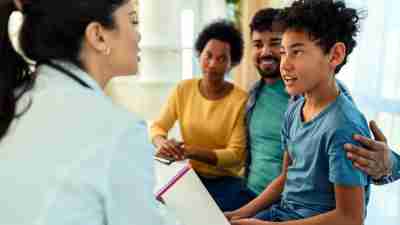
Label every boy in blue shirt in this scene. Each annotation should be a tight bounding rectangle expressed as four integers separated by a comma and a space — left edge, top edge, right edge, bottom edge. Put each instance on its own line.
226, 1, 371, 225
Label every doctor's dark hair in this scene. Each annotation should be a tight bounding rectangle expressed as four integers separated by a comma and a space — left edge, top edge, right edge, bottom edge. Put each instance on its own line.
0, 0, 128, 141
195, 19, 244, 67
280, 0, 362, 74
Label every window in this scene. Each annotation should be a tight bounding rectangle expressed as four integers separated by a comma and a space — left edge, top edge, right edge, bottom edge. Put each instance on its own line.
337, 1, 400, 224
181, 9, 195, 80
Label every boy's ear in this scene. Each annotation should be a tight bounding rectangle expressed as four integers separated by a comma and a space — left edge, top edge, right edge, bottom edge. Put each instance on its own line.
328, 42, 346, 69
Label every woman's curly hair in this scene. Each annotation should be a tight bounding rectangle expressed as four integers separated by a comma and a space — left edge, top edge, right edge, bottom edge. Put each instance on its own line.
195, 19, 244, 67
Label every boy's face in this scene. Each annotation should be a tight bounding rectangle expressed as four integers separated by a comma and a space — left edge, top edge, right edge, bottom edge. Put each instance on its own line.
280, 30, 331, 96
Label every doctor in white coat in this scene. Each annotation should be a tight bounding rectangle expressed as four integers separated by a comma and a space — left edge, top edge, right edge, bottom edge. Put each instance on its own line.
0, 0, 165, 224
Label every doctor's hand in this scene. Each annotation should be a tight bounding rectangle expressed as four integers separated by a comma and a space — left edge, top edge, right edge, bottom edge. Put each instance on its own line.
344, 120, 392, 179
153, 136, 185, 160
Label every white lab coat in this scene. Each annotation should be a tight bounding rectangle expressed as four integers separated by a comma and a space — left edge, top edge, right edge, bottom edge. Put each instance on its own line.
0, 61, 165, 225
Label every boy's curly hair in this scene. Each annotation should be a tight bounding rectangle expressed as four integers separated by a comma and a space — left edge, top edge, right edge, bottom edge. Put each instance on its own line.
280, 0, 363, 73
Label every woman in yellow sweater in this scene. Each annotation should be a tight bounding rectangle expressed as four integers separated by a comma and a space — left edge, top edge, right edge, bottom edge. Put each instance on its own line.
150, 20, 248, 210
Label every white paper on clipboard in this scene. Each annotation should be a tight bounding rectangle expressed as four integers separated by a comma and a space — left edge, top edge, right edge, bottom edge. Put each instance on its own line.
154, 160, 230, 225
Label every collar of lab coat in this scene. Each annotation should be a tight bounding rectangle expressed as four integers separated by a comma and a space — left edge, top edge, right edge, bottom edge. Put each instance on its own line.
40, 60, 104, 95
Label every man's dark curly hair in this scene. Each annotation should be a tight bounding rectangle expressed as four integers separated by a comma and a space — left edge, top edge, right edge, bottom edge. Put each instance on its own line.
195, 19, 244, 67
280, 0, 362, 74
250, 8, 283, 35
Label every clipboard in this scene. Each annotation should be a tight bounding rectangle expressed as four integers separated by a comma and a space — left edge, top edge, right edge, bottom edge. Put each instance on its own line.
154, 160, 230, 225
155, 163, 191, 201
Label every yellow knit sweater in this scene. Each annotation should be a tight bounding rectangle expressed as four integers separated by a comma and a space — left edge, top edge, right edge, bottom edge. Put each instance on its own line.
150, 78, 248, 178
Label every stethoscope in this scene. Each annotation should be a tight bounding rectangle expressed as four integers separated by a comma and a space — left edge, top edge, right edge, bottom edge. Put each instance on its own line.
39, 60, 92, 90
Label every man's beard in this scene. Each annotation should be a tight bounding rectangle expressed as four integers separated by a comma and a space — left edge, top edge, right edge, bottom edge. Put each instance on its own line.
256, 56, 281, 79
257, 67, 280, 79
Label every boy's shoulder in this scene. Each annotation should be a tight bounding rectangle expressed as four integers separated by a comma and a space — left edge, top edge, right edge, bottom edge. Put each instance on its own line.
326, 94, 370, 137
330, 94, 365, 124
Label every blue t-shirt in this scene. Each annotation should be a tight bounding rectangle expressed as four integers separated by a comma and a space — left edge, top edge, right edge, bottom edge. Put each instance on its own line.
281, 92, 371, 217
